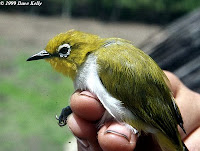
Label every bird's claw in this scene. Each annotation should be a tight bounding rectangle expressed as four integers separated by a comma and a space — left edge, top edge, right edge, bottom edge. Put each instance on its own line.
55, 115, 59, 120
55, 106, 72, 127
55, 115, 67, 127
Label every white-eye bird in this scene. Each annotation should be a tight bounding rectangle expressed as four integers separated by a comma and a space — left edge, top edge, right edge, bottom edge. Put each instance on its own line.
27, 30, 188, 151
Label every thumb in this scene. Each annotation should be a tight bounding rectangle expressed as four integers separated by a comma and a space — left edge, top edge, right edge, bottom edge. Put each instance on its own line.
98, 121, 138, 151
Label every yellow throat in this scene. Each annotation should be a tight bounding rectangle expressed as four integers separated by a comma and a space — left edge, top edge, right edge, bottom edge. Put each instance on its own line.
44, 29, 104, 79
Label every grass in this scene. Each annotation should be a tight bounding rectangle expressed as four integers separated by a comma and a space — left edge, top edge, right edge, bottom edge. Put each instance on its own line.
0, 52, 74, 151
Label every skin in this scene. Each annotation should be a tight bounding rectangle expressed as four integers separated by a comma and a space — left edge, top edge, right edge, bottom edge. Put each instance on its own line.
67, 71, 200, 151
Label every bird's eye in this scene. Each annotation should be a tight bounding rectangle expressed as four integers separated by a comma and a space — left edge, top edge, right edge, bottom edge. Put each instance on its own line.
57, 44, 71, 58
59, 47, 69, 54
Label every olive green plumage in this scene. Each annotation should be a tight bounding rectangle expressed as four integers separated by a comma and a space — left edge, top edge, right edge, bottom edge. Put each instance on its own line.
27, 30, 187, 151
95, 39, 184, 150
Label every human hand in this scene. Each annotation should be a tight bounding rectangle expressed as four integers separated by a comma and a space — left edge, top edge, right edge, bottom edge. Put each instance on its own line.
67, 71, 200, 151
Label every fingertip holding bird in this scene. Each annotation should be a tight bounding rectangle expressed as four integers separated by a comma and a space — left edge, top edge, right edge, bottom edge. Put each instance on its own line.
70, 90, 105, 121
98, 122, 137, 151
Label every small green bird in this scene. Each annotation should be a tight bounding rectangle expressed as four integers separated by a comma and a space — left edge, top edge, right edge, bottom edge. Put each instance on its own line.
27, 30, 188, 151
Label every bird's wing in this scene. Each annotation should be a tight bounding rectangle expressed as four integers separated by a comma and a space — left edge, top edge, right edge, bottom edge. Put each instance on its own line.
95, 39, 183, 144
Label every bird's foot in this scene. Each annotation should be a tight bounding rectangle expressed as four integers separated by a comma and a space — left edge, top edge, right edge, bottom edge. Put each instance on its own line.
56, 106, 72, 127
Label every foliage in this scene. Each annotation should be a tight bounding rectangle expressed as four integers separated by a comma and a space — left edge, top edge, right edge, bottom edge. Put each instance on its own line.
0, 53, 74, 151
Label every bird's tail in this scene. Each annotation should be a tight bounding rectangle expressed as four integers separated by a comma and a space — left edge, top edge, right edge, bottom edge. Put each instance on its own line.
154, 131, 189, 151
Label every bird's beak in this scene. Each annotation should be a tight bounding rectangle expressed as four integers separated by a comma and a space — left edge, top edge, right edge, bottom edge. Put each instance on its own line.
27, 50, 51, 61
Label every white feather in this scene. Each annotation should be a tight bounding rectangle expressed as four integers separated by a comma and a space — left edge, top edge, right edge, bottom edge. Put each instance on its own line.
74, 54, 136, 127
75, 55, 121, 118
74, 54, 158, 135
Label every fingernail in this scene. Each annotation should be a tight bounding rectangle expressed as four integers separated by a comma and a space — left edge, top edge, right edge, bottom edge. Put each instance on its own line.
80, 91, 98, 100
76, 137, 89, 148
105, 130, 129, 141
105, 123, 131, 142
105, 123, 138, 144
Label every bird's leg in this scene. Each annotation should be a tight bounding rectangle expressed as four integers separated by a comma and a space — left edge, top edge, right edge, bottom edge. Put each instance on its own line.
56, 106, 72, 127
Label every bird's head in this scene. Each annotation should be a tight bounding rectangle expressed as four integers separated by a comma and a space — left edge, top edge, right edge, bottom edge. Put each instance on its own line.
27, 30, 103, 79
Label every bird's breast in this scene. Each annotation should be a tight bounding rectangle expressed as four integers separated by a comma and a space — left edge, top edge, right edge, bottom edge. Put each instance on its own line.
74, 54, 135, 124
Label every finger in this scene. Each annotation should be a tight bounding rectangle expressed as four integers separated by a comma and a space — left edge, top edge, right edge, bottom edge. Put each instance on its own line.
164, 71, 200, 139
70, 90, 105, 121
184, 127, 200, 151
176, 85, 200, 139
163, 71, 181, 97
67, 114, 102, 151
98, 121, 137, 151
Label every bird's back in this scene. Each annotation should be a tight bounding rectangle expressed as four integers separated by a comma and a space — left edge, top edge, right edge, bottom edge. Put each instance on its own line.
94, 38, 184, 150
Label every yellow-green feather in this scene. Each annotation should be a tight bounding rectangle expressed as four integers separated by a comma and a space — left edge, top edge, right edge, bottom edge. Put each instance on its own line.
44, 30, 104, 79
43, 30, 184, 150
94, 39, 183, 150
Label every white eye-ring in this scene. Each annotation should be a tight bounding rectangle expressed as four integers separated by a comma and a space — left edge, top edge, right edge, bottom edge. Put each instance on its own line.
57, 43, 71, 58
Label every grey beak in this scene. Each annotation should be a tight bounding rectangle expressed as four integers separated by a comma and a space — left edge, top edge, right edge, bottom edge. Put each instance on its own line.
27, 50, 51, 61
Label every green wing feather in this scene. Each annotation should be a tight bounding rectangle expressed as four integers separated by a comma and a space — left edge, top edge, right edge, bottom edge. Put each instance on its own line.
95, 38, 183, 149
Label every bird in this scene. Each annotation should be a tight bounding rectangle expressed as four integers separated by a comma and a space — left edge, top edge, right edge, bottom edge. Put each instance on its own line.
27, 29, 188, 151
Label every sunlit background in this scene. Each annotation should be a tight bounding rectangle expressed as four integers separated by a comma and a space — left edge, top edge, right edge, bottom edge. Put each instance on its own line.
0, 0, 200, 151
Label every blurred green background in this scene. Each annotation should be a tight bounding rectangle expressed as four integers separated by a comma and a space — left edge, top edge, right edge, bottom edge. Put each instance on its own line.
0, 0, 199, 151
